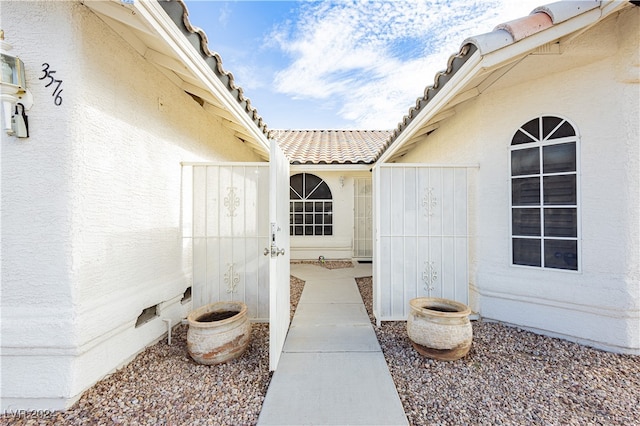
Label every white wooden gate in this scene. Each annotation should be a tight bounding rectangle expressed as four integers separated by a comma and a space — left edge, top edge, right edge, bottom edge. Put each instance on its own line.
373, 165, 470, 323
268, 139, 291, 371
184, 140, 290, 370
187, 162, 269, 318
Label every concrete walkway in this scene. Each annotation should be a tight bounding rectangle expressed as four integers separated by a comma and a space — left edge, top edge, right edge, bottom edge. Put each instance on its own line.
258, 263, 408, 426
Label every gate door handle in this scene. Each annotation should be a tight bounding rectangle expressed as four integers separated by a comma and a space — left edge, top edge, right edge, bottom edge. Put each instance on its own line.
264, 246, 286, 257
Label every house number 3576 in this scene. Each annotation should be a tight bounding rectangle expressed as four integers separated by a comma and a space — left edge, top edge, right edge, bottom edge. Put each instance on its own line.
39, 63, 63, 106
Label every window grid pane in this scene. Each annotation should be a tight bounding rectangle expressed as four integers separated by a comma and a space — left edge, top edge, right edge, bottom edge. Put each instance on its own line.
511, 147, 540, 176
512, 177, 540, 206
289, 173, 334, 236
543, 175, 577, 205
510, 116, 579, 271
512, 208, 541, 236
513, 238, 541, 267
543, 143, 576, 173
543, 208, 577, 237
544, 239, 578, 270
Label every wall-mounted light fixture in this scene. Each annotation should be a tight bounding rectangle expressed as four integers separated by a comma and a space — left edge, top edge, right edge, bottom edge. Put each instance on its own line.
1, 30, 32, 138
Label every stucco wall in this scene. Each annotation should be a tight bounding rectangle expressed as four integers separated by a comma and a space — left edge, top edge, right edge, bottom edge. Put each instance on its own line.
1, 1, 262, 410
289, 170, 372, 260
399, 8, 639, 353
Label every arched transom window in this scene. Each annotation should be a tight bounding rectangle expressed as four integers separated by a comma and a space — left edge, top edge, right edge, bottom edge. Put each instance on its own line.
510, 115, 579, 271
290, 173, 333, 236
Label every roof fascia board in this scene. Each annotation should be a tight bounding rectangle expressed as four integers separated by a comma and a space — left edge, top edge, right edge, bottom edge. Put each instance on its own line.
376, 51, 483, 164
291, 164, 373, 172
181, 161, 269, 167
375, 163, 479, 168
83, 0, 157, 37
480, 6, 604, 71
375, 1, 630, 165
557, 1, 631, 46
89, 8, 148, 56
133, 0, 270, 155
600, 0, 629, 16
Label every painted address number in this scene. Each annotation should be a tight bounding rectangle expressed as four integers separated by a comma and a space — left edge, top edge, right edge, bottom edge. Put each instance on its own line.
39, 63, 63, 106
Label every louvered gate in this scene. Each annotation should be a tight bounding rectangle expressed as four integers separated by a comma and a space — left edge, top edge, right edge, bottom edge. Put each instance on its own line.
373, 165, 470, 323
183, 139, 290, 370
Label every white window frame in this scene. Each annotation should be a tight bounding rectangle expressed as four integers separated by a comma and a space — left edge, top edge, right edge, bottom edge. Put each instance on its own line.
289, 173, 333, 236
509, 115, 581, 272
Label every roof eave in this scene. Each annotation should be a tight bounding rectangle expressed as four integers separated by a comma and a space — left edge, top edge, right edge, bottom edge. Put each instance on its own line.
84, 0, 271, 158
291, 164, 373, 172
376, 48, 482, 164
376, 1, 630, 165
143, 0, 270, 155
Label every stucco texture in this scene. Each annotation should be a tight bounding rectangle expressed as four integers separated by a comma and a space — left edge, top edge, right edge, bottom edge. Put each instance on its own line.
1, 1, 262, 409
400, 7, 639, 353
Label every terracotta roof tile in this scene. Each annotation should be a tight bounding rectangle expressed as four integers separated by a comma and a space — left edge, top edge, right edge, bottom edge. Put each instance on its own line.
383, 1, 609, 159
496, 12, 553, 42
273, 130, 392, 164
533, 1, 600, 24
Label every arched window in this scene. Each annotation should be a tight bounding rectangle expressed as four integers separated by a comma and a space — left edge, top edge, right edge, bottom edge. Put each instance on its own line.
290, 173, 333, 236
510, 115, 579, 271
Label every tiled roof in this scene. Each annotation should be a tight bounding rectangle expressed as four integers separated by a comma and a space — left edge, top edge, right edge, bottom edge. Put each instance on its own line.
467, 1, 600, 53
158, 0, 270, 139
156, 0, 622, 164
382, 1, 609, 159
273, 130, 392, 164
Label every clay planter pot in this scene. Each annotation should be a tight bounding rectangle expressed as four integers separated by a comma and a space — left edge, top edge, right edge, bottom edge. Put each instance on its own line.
407, 297, 472, 361
187, 301, 251, 365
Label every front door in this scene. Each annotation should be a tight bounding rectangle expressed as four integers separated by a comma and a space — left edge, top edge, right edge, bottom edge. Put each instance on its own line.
353, 177, 373, 259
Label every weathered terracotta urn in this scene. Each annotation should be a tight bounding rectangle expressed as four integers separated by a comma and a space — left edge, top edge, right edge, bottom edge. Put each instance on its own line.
407, 297, 472, 361
187, 301, 251, 365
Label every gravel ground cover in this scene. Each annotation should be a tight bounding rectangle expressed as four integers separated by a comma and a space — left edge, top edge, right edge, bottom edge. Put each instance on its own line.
290, 259, 354, 270
356, 276, 640, 426
2, 277, 306, 426
4, 271, 638, 425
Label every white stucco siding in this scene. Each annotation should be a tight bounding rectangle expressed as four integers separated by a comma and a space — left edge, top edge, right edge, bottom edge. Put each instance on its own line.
2, 1, 262, 410
2, 3, 80, 410
399, 8, 639, 353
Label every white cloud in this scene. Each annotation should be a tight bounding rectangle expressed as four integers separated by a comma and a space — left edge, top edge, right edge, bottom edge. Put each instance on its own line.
267, 0, 544, 129
218, 3, 231, 27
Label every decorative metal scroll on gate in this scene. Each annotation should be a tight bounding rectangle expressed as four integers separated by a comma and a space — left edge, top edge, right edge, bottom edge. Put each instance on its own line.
422, 187, 437, 217
422, 260, 438, 296
225, 263, 240, 294
224, 186, 240, 217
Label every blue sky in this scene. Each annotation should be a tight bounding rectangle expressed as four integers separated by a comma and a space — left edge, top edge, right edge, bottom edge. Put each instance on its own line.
183, 1, 542, 130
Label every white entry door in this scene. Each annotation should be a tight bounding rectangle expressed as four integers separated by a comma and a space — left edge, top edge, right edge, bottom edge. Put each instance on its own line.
185, 139, 290, 370
373, 165, 470, 323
